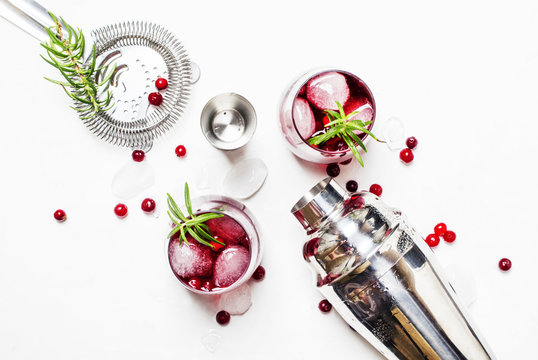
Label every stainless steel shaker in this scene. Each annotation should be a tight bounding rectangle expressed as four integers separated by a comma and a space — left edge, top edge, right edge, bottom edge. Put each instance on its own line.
292, 178, 495, 360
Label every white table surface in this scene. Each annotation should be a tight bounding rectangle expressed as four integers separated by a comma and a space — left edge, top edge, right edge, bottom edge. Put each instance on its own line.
0, 0, 536, 358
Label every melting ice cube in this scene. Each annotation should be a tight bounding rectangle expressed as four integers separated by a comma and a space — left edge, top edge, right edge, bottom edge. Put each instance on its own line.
345, 96, 374, 122
380, 116, 405, 151
222, 158, 268, 200
201, 330, 221, 353
111, 161, 155, 199
168, 237, 213, 278
218, 283, 252, 315
292, 98, 316, 139
213, 246, 250, 288
306, 71, 350, 110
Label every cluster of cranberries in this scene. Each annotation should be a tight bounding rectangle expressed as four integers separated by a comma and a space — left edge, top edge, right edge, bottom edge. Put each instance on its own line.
424, 222, 456, 247
148, 77, 168, 106
215, 265, 266, 325
400, 136, 417, 164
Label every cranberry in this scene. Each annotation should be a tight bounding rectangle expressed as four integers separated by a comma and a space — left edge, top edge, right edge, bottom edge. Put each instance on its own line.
188, 278, 202, 290
132, 150, 145, 162
148, 92, 163, 106
175, 145, 187, 157
346, 180, 358, 193
201, 280, 214, 291
114, 203, 128, 217
322, 115, 331, 126
406, 136, 418, 149
434, 223, 447, 237
321, 138, 347, 152
326, 163, 340, 177
400, 148, 414, 164
141, 198, 156, 213
155, 77, 168, 90
318, 299, 332, 313
369, 184, 383, 196
53, 209, 66, 222
252, 265, 266, 281
425, 234, 440, 247
303, 238, 320, 259
340, 158, 352, 165
444, 230, 456, 243
211, 236, 225, 251
499, 258, 512, 271
216, 310, 230, 325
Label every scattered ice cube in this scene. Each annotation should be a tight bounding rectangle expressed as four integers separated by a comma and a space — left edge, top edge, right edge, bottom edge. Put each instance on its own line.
201, 330, 221, 353
168, 237, 213, 278
205, 216, 248, 247
306, 71, 350, 110
380, 116, 405, 151
218, 283, 252, 315
292, 98, 316, 139
111, 161, 155, 199
445, 263, 478, 308
222, 158, 268, 199
213, 246, 250, 288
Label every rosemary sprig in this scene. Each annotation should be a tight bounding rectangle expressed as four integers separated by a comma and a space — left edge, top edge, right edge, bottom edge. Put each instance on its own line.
167, 183, 225, 248
308, 101, 380, 167
40, 13, 116, 119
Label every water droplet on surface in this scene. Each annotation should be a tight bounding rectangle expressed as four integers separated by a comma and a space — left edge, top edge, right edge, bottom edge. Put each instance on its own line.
223, 159, 268, 199
381, 116, 405, 151
111, 162, 155, 199
218, 283, 252, 315
201, 330, 221, 353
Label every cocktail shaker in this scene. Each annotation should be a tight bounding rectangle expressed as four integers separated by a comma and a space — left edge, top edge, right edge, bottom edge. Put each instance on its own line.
291, 178, 495, 360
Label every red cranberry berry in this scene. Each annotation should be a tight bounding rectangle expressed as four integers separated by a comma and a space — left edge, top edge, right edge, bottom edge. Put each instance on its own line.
114, 203, 128, 218
54, 209, 66, 222
326, 163, 340, 178
132, 150, 145, 162
340, 158, 352, 165
141, 198, 156, 213
188, 278, 202, 290
369, 184, 383, 197
498, 258, 512, 271
346, 180, 358, 193
211, 236, 225, 251
252, 265, 266, 281
318, 299, 332, 313
406, 136, 418, 149
155, 77, 168, 90
175, 145, 187, 157
148, 92, 163, 106
425, 234, 440, 247
434, 223, 447, 237
444, 230, 456, 243
400, 148, 414, 164
201, 280, 214, 292
216, 310, 231, 325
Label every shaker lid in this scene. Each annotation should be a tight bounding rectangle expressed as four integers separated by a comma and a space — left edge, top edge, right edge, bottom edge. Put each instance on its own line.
291, 177, 347, 231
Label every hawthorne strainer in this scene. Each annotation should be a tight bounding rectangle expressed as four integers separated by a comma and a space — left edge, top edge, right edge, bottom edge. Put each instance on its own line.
0, 0, 197, 149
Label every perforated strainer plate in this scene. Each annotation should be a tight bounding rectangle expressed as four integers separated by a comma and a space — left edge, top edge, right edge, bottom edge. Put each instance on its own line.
78, 21, 193, 149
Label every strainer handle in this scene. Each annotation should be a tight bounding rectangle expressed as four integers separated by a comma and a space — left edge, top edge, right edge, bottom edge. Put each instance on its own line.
0, 0, 54, 43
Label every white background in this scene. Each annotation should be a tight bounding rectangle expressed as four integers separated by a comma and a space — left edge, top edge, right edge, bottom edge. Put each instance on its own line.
0, 0, 536, 359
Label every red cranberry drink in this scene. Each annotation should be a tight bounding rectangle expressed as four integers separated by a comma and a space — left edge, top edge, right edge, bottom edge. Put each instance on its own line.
167, 192, 261, 294
279, 69, 376, 164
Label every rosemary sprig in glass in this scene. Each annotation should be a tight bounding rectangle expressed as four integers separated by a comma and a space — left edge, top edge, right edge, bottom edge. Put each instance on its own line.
167, 183, 225, 248
308, 101, 380, 167
40, 13, 116, 119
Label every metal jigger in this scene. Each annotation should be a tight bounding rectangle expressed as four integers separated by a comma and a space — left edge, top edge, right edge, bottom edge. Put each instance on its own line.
291, 178, 495, 360
200, 93, 257, 150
